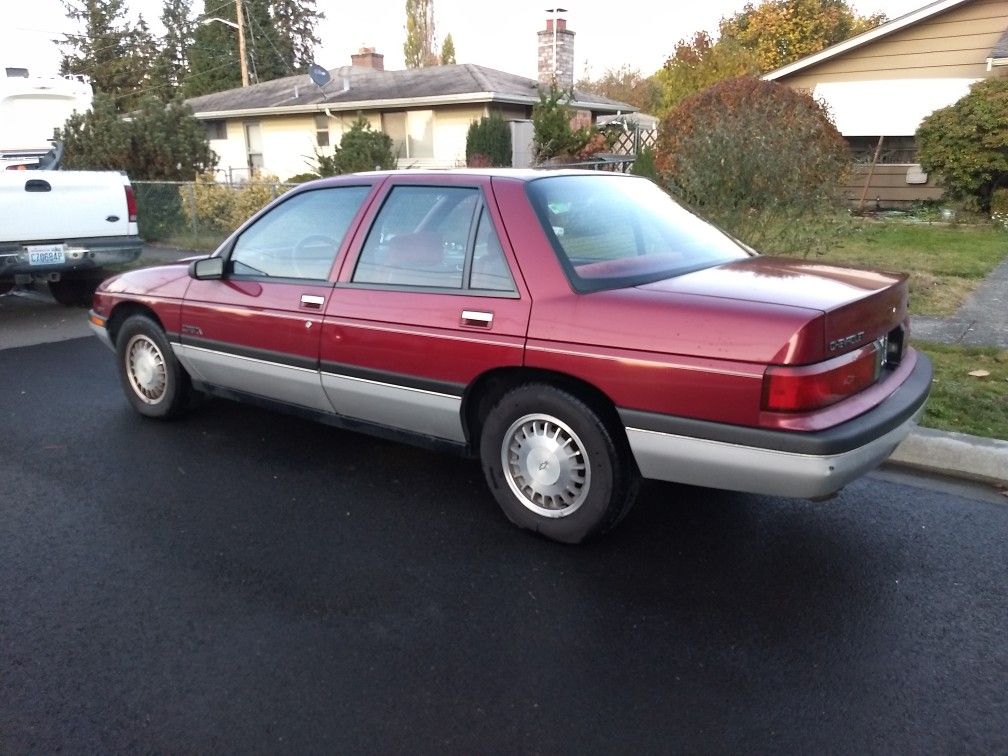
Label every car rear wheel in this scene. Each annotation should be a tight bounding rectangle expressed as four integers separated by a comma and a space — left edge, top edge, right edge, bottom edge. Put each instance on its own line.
480, 384, 639, 543
115, 314, 193, 419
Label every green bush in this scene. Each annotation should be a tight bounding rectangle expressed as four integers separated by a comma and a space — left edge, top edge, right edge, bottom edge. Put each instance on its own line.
135, 183, 183, 241
466, 113, 512, 167
327, 117, 396, 174
181, 173, 284, 232
917, 79, 1008, 210
531, 87, 592, 162
654, 76, 850, 255
629, 146, 658, 181
990, 188, 1008, 229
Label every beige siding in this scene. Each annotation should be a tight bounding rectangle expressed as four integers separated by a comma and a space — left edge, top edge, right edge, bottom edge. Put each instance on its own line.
845, 164, 945, 207
781, 0, 1008, 88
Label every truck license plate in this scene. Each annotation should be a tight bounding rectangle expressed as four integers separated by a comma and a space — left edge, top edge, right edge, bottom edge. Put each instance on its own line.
26, 245, 66, 266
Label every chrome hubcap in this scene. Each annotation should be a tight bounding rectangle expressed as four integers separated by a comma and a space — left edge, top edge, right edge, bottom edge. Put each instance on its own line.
501, 413, 590, 518
125, 334, 167, 404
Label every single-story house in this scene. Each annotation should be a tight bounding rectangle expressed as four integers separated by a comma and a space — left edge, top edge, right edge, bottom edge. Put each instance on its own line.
763, 0, 1008, 207
185, 17, 634, 181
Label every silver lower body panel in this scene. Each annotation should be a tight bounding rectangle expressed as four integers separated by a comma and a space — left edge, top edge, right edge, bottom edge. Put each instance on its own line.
625, 405, 925, 499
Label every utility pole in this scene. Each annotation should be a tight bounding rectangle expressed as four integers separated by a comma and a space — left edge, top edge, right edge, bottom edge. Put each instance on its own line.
235, 0, 250, 87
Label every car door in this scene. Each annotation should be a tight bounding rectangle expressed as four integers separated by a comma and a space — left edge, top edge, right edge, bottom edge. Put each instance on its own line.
177, 182, 377, 411
320, 176, 531, 443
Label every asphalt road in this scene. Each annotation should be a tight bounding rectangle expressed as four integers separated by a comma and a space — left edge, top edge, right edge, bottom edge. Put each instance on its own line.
1, 311, 1006, 752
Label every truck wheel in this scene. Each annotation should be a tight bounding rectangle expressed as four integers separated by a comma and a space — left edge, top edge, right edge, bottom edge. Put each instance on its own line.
479, 384, 640, 543
49, 273, 103, 307
0, 281, 12, 296
115, 314, 193, 419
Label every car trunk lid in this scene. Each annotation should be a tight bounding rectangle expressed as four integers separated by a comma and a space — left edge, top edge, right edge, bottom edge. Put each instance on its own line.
638, 256, 909, 363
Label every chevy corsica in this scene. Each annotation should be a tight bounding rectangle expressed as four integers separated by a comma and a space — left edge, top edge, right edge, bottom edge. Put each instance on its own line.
89, 171, 932, 543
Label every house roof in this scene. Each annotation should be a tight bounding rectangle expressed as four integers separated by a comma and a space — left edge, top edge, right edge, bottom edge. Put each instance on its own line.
185, 63, 635, 119
762, 0, 974, 80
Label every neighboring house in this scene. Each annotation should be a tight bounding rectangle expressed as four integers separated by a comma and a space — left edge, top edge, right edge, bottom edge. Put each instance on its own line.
764, 0, 1008, 207
185, 17, 633, 181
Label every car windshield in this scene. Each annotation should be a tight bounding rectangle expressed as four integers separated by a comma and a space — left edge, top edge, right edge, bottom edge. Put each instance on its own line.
525, 174, 750, 292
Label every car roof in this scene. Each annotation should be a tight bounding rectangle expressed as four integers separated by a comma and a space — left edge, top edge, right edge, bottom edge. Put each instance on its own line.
308, 168, 638, 184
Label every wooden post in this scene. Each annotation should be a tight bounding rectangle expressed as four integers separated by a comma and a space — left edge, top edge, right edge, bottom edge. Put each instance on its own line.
857, 135, 885, 213
235, 0, 250, 87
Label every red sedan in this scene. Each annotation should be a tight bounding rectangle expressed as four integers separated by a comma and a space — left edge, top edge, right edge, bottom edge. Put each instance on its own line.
89, 170, 931, 543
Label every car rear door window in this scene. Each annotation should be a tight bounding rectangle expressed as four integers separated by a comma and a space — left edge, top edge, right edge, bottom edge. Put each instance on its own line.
352, 186, 480, 289
229, 186, 370, 280
469, 207, 516, 293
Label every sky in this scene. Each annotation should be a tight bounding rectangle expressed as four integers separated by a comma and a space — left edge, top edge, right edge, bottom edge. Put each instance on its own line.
5, 0, 926, 81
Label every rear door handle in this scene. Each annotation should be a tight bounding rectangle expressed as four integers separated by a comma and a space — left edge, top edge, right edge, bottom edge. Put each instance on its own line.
25, 179, 51, 192
461, 310, 493, 327
301, 294, 325, 309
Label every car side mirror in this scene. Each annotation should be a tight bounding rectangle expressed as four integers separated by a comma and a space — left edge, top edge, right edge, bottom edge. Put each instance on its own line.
189, 257, 224, 280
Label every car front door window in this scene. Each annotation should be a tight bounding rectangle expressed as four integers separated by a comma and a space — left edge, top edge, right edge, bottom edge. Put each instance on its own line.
230, 186, 371, 280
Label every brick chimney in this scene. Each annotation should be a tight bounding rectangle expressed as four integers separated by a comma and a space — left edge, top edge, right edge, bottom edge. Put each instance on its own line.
537, 16, 575, 91
351, 47, 384, 71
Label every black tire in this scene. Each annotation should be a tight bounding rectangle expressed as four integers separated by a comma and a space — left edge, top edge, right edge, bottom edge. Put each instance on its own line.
49, 272, 103, 307
115, 314, 193, 419
479, 383, 640, 544
0, 281, 12, 296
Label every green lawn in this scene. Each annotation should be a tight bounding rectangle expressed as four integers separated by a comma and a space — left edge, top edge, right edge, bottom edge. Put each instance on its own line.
916, 342, 1008, 440
803, 221, 1008, 316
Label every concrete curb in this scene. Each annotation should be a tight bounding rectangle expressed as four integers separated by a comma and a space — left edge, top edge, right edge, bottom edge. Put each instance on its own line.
889, 426, 1008, 487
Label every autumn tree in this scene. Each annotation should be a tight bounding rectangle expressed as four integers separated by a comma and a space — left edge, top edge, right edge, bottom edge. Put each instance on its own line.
719, 0, 885, 73
60, 0, 159, 111
404, 0, 438, 67
655, 31, 757, 113
440, 32, 456, 65
576, 65, 662, 113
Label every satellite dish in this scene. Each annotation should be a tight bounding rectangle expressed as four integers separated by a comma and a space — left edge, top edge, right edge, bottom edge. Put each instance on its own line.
308, 63, 331, 88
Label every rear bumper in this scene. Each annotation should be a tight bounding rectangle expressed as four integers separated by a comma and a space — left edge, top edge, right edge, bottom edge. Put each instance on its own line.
621, 352, 933, 499
0, 235, 142, 279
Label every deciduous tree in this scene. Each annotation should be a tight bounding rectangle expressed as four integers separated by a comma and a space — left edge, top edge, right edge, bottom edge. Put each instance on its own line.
719, 0, 885, 73
576, 64, 661, 113
655, 32, 757, 113
404, 0, 438, 67
440, 32, 456, 65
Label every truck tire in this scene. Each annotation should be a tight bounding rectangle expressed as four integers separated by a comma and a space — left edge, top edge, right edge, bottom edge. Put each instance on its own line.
49, 272, 104, 307
115, 314, 193, 419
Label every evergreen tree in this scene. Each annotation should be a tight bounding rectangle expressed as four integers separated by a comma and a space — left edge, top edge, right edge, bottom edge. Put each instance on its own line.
270, 0, 323, 71
57, 92, 216, 180
60, 0, 158, 111
155, 0, 194, 99
404, 0, 437, 68
440, 32, 456, 65
185, 1, 241, 97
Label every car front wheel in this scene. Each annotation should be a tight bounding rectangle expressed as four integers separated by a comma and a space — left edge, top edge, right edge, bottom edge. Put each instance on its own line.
115, 314, 193, 419
480, 384, 639, 543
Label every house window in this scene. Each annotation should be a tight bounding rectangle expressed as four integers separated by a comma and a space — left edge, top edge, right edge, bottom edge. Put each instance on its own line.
847, 136, 918, 164
381, 110, 434, 160
204, 120, 227, 140
315, 114, 329, 147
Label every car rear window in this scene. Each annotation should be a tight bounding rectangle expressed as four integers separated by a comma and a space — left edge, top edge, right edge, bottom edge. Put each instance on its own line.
525, 175, 749, 292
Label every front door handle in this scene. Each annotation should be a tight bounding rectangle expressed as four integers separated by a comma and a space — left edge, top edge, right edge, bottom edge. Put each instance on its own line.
301, 294, 325, 309
461, 310, 493, 327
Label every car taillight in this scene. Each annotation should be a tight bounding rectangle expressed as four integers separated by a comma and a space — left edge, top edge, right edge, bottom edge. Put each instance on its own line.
762, 340, 885, 413
125, 185, 137, 223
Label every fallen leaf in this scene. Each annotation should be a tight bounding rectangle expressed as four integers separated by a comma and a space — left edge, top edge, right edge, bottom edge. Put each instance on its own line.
968, 369, 990, 377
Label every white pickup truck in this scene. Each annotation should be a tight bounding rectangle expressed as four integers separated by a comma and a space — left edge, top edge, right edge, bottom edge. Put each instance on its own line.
0, 170, 142, 305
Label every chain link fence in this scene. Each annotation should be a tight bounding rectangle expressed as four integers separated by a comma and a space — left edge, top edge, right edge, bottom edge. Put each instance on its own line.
133, 180, 295, 251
